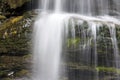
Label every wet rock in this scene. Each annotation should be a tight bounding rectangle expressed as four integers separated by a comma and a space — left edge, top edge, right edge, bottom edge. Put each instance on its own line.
0, 10, 36, 79
0, 11, 36, 54
6, 0, 30, 9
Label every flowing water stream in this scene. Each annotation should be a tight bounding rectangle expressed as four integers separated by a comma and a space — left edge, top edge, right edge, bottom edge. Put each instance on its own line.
32, 0, 120, 80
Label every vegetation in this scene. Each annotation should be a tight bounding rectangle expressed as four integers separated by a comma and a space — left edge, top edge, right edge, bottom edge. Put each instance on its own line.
0, 0, 35, 79
6, 0, 30, 9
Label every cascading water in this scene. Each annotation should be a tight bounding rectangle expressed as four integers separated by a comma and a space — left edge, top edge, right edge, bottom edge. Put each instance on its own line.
38, 0, 120, 15
32, 14, 68, 80
32, 0, 120, 80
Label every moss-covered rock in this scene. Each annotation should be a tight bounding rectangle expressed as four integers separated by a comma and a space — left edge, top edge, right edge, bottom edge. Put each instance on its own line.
0, 54, 32, 79
96, 67, 120, 74
0, 11, 35, 54
6, 0, 31, 9
0, 15, 6, 20
0, 0, 33, 17
15, 69, 30, 77
0, 10, 36, 79
0, 0, 36, 79
67, 37, 80, 49
0, 0, 31, 9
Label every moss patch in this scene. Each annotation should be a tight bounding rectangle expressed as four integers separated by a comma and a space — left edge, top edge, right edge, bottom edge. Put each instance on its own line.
5, 0, 31, 9
96, 67, 120, 74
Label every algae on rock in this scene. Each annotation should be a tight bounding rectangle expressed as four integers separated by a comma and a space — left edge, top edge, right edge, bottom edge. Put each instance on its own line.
4, 0, 31, 9
0, 10, 36, 79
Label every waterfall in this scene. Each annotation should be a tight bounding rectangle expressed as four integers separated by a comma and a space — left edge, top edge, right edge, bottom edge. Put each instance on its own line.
32, 0, 120, 80
32, 14, 69, 80
38, 0, 120, 15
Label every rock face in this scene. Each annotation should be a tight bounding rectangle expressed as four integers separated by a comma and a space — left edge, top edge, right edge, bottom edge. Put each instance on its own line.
0, 13, 32, 54
6, 0, 30, 9
0, 0, 38, 17
0, 0, 37, 79
64, 19, 120, 80
0, 0, 32, 10
0, 11, 35, 79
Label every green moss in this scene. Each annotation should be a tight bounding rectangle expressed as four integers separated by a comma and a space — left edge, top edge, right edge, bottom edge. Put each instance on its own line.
0, 15, 6, 19
96, 67, 120, 74
15, 69, 29, 77
0, 13, 33, 53
67, 37, 80, 48
5, 0, 31, 9
0, 16, 23, 32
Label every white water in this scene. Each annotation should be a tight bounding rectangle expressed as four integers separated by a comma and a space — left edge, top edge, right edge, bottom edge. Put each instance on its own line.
32, 0, 120, 80
38, 0, 120, 15
32, 14, 69, 80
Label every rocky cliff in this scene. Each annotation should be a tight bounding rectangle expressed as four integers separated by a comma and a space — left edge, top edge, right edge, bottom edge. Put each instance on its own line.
0, 0, 37, 79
